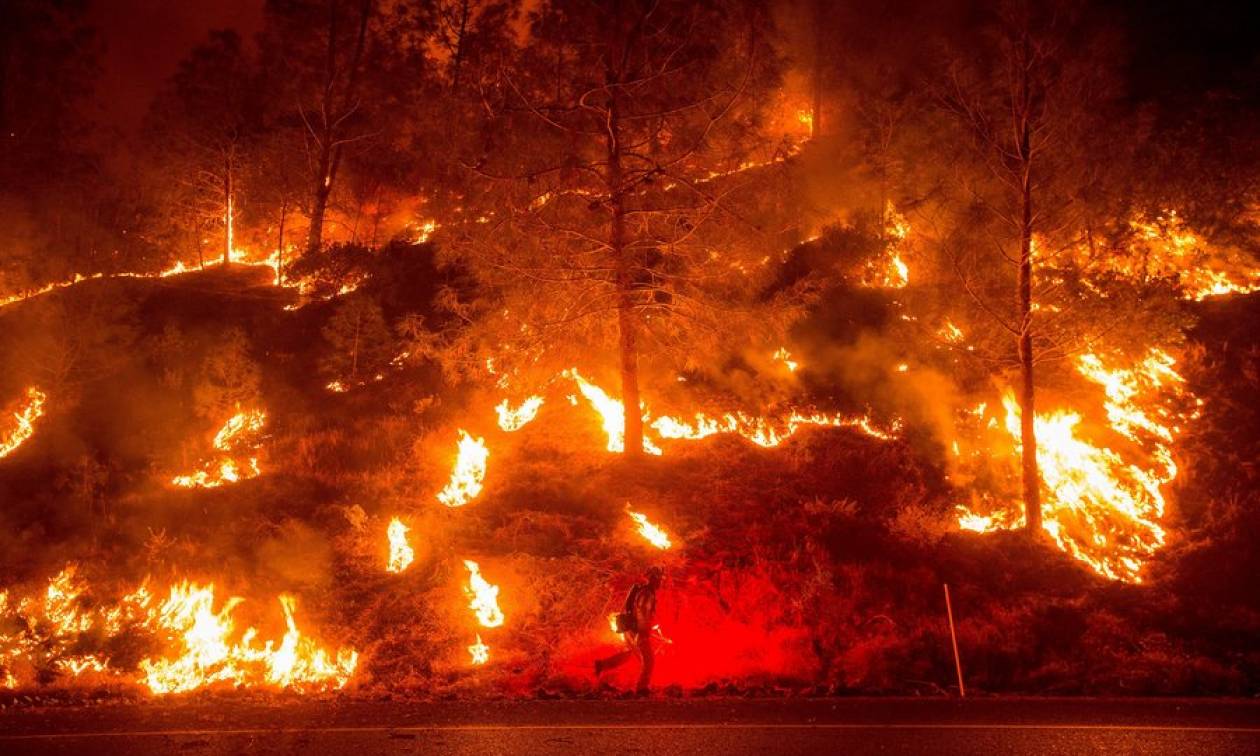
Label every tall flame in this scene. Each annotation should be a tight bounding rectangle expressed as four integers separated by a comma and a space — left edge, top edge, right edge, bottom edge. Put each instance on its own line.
437, 430, 489, 507
386, 518, 415, 573
462, 560, 504, 628
0, 387, 46, 460
564, 369, 662, 454
956, 348, 1193, 582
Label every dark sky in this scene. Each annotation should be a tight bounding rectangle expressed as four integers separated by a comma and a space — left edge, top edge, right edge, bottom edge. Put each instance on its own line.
80, 0, 1257, 135
86, 0, 264, 134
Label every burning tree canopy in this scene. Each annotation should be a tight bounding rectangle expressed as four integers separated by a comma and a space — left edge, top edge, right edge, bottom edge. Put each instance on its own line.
441, 0, 805, 456
0, 0, 1259, 702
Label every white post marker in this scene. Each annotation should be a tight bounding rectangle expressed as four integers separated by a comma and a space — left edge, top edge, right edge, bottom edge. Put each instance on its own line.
944, 583, 965, 698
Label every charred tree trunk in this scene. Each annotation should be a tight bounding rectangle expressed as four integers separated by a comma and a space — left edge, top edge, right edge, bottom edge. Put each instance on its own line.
350, 307, 361, 379
606, 77, 644, 457
307, 161, 332, 256
450, 0, 471, 90
810, 0, 823, 138
223, 152, 234, 266
276, 198, 288, 285
1017, 170, 1040, 532
305, 0, 373, 258
196, 222, 206, 270
1014, 34, 1041, 534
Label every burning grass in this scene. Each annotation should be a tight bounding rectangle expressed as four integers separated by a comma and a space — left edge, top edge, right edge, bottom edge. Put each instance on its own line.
0, 259, 1257, 702
0, 567, 356, 695
0, 387, 45, 460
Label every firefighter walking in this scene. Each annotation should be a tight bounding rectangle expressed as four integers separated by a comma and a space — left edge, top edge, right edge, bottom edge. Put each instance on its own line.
595, 566, 663, 694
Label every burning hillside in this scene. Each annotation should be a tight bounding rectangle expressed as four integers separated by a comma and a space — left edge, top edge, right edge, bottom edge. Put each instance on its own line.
2, 0, 1260, 705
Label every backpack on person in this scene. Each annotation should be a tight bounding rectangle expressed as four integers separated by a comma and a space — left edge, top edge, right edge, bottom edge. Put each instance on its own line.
613, 584, 642, 634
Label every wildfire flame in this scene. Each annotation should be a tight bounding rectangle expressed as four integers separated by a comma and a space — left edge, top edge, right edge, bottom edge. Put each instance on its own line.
772, 347, 800, 372
0, 567, 357, 694
956, 349, 1194, 582
468, 634, 489, 665
628, 509, 673, 550
496, 396, 544, 432
462, 560, 504, 628
0, 387, 46, 460
863, 202, 911, 288
386, 518, 415, 573
436, 430, 489, 507
552, 367, 899, 453
564, 369, 663, 455
652, 409, 899, 447
171, 409, 266, 488
140, 584, 357, 695
1070, 211, 1260, 301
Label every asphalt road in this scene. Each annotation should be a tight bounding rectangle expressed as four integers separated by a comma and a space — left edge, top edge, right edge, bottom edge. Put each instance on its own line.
1, 697, 1258, 755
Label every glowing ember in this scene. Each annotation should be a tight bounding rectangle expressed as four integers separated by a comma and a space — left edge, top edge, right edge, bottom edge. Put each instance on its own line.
436, 430, 489, 507
411, 219, 438, 243
386, 518, 415, 573
941, 321, 965, 342
171, 409, 267, 488
957, 512, 994, 532
462, 560, 504, 628
0, 387, 46, 460
628, 509, 673, 549
496, 396, 544, 432
468, 634, 489, 665
772, 347, 800, 372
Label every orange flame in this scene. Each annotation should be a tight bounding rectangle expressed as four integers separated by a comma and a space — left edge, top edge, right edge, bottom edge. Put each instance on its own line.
386, 518, 415, 573
863, 202, 911, 288
0, 568, 357, 694
772, 347, 800, 372
628, 509, 673, 550
564, 369, 663, 455
437, 430, 489, 507
496, 396, 544, 432
468, 634, 490, 665
462, 560, 504, 628
652, 410, 898, 447
171, 409, 266, 488
140, 584, 357, 694
0, 387, 46, 460
956, 349, 1194, 582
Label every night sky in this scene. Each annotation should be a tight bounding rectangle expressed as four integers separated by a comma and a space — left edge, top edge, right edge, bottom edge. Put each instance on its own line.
81, 0, 1258, 137
86, 0, 264, 133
